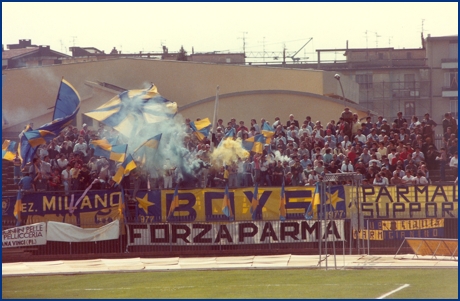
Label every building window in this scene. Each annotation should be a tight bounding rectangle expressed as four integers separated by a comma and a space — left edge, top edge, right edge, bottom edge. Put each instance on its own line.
450, 99, 458, 119
378, 53, 384, 60
404, 74, 415, 90
356, 74, 373, 89
449, 42, 458, 60
444, 72, 458, 90
406, 52, 412, 59
404, 101, 415, 117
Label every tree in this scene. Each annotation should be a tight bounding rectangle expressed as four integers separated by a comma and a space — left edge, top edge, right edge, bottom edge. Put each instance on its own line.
177, 45, 187, 61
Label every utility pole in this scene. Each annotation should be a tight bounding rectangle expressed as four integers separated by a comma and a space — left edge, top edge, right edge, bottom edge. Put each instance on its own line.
238, 32, 248, 55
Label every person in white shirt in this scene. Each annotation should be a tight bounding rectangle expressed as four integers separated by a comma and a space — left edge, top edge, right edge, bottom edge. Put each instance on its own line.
61, 165, 72, 195
341, 158, 354, 172
73, 137, 88, 157
449, 152, 458, 169
307, 170, 320, 185
341, 135, 352, 149
56, 154, 69, 171
412, 147, 425, 165
355, 129, 367, 144
414, 171, 429, 185
373, 173, 389, 186
401, 170, 415, 185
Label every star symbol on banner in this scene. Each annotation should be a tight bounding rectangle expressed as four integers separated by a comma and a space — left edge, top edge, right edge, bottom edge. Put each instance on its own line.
136, 193, 154, 214
325, 190, 344, 209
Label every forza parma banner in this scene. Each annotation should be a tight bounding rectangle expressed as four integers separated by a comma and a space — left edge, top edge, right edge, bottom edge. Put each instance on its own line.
3, 184, 457, 223
126, 219, 345, 247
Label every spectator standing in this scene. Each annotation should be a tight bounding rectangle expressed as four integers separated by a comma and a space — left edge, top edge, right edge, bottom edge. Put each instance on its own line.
61, 165, 72, 195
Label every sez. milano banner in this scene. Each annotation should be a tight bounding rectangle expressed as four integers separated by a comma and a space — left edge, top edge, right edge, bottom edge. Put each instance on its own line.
2, 185, 457, 225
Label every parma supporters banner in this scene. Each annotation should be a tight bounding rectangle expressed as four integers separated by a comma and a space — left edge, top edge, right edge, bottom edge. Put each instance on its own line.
353, 218, 445, 241
360, 185, 458, 219
126, 219, 345, 247
2, 222, 47, 248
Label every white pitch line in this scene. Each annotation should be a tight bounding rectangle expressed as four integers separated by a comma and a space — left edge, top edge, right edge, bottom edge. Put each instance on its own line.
376, 284, 410, 299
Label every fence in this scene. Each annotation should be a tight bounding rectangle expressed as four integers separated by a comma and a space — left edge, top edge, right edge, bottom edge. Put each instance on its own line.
2, 215, 457, 262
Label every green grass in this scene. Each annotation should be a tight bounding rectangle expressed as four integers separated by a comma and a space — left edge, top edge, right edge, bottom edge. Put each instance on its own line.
2, 268, 457, 299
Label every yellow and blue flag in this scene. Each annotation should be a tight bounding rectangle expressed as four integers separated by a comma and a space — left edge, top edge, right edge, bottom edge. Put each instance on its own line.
133, 134, 162, 164
250, 184, 259, 220
305, 182, 322, 219
261, 122, 275, 144
90, 139, 128, 163
190, 118, 212, 141
23, 130, 56, 148
280, 180, 286, 221
2, 140, 17, 161
222, 185, 233, 220
21, 79, 80, 165
242, 134, 266, 154
217, 128, 235, 148
19, 125, 38, 168
168, 184, 180, 219
112, 154, 137, 184
52, 78, 82, 120
13, 191, 22, 225
84, 84, 177, 137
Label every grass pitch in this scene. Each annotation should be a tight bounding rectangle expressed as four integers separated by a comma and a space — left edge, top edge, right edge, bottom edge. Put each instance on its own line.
2, 268, 457, 299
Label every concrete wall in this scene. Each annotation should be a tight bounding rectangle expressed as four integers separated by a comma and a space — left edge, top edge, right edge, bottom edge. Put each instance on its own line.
2, 58, 368, 134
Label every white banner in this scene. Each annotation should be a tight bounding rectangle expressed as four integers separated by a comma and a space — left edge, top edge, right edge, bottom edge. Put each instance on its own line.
2, 222, 47, 248
46, 220, 120, 242
126, 220, 345, 247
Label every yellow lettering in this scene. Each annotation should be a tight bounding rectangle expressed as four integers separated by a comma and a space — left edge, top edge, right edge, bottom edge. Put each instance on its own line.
81, 196, 92, 209
43, 196, 56, 211
110, 192, 121, 207
95, 194, 107, 208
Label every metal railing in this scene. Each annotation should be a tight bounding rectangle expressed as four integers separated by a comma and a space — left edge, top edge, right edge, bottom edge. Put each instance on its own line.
2, 215, 457, 262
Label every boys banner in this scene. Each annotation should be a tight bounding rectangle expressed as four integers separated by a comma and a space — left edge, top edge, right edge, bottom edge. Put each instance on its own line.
3, 184, 457, 224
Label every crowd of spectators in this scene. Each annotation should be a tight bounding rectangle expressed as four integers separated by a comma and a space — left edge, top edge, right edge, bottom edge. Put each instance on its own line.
14, 109, 458, 195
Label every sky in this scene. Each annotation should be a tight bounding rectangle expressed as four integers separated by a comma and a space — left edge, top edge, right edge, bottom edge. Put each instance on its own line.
2, 2, 458, 62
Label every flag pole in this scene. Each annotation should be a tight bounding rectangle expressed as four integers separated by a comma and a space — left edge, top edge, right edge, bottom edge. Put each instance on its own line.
210, 85, 219, 151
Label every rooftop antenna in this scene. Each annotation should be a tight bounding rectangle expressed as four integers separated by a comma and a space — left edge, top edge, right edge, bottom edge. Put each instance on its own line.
375, 32, 381, 48
258, 36, 266, 62
59, 39, 65, 53
388, 36, 393, 47
421, 19, 426, 35
71, 36, 77, 47
238, 31, 248, 55
364, 30, 368, 48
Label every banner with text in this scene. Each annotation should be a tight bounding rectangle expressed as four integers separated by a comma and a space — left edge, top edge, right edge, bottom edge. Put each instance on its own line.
353, 218, 445, 240
126, 219, 345, 247
3, 184, 457, 224
2, 222, 47, 248
360, 185, 457, 219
